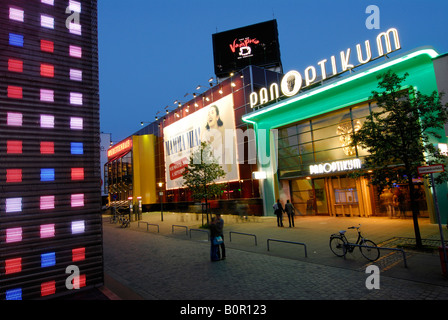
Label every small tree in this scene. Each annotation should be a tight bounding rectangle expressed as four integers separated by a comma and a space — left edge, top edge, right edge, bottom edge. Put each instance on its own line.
351, 71, 448, 248
182, 141, 227, 225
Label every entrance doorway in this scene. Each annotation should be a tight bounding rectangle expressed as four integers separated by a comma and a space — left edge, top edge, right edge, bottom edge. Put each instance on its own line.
290, 178, 328, 215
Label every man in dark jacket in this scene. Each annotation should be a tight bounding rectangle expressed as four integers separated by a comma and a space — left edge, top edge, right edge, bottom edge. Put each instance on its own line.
284, 199, 295, 227
274, 199, 284, 227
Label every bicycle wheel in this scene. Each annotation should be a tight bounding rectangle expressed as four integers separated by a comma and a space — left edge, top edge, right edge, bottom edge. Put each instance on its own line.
359, 240, 380, 261
329, 236, 346, 257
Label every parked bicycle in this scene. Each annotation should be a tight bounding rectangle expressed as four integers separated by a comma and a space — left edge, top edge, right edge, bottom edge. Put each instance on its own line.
329, 224, 380, 261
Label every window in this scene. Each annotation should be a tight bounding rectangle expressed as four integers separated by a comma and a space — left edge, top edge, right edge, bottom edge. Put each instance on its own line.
71, 142, 84, 155
8, 86, 23, 99
71, 168, 84, 180
7, 141, 23, 154
41, 15, 54, 29
6, 198, 22, 213
41, 141, 55, 154
7, 112, 23, 126
6, 169, 22, 183
70, 117, 83, 130
70, 92, 83, 105
40, 224, 55, 238
5, 258, 22, 274
40, 114, 55, 128
40, 64, 54, 77
41, 252, 56, 267
40, 195, 55, 210
40, 89, 54, 102
8, 59, 23, 72
69, 45, 82, 58
6, 228, 22, 243
9, 33, 24, 47
71, 220, 85, 233
70, 69, 82, 81
9, 7, 24, 22
40, 168, 55, 182
41, 40, 54, 53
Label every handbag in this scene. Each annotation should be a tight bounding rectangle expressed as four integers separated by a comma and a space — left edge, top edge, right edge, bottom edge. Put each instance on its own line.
213, 236, 223, 245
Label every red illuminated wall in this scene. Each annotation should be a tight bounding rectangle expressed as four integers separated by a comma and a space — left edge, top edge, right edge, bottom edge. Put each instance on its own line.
0, 0, 102, 299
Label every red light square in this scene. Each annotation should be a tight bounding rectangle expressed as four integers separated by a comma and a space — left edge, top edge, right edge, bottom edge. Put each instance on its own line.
71, 168, 84, 180
40, 141, 54, 154
5, 258, 22, 274
40, 40, 54, 53
6, 169, 22, 183
72, 274, 86, 289
41, 280, 56, 297
7, 86, 22, 99
40, 64, 54, 78
7, 140, 22, 154
72, 247, 85, 262
8, 59, 23, 72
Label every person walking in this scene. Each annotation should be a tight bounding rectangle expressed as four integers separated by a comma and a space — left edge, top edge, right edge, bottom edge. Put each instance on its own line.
273, 199, 284, 227
215, 213, 226, 260
284, 199, 295, 227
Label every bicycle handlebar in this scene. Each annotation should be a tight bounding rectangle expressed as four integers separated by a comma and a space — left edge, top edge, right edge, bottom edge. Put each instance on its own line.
348, 224, 361, 230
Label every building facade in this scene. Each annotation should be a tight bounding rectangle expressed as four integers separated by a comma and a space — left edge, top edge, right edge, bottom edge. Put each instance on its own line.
0, 0, 102, 299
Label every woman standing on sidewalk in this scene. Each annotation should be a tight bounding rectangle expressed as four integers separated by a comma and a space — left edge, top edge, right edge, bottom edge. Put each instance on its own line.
210, 215, 225, 261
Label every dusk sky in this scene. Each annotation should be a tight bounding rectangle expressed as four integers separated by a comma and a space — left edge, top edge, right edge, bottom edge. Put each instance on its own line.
98, 0, 448, 143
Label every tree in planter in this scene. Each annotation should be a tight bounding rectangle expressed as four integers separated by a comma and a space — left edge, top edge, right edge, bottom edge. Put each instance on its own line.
351, 71, 448, 248
182, 141, 227, 226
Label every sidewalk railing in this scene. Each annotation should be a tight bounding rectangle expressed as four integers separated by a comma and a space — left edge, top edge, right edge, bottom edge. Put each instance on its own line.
190, 228, 210, 240
229, 231, 258, 246
344, 243, 408, 267
267, 238, 308, 258
137, 221, 160, 233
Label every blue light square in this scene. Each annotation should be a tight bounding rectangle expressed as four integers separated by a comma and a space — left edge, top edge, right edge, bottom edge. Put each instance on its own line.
71, 142, 84, 155
41, 168, 55, 181
9, 33, 24, 47
6, 288, 22, 300
41, 252, 56, 268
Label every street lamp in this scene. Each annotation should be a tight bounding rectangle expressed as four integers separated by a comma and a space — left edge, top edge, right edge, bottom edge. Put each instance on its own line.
158, 182, 164, 221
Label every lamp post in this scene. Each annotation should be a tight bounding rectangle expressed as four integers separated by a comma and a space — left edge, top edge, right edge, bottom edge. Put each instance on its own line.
158, 182, 164, 221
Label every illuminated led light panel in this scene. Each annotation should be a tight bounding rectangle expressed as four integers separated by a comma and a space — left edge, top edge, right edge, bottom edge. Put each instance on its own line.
40, 89, 54, 102
41, 0, 54, 5
71, 168, 84, 180
40, 196, 55, 210
70, 117, 83, 130
40, 141, 55, 154
7, 140, 22, 154
5, 258, 22, 274
40, 224, 55, 238
9, 33, 24, 47
6, 289, 22, 300
69, 0, 81, 12
71, 195, 84, 208
71, 142, 84, 154
41, 40, 54, 53
70, 92, 83, 105
72, 248, 85, 262
7, 112, 23, 126
69, 45, 82, 58
6, 169, 22, 183
40, 168, 55, 182
71, 220, 85, 234
41, 252, 56, 267
41, 281, 55, 297
70, 69, 82, 81
72, 274, 86, 289
8, 59, 23, 72
40, 114, 54, 128
40, 64, 54, 77
8, 86, 23, 99
40, 15, 54, 29
6, 228, 22, 243
69, 23, 82, 36
6, 198, 22, 213
9, 7, 24, 22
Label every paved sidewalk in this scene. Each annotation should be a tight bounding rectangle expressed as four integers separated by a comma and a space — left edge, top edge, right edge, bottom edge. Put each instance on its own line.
102, 211, 448, 300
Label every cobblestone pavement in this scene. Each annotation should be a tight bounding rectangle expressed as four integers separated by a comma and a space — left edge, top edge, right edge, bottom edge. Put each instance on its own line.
102, 212, 448, 301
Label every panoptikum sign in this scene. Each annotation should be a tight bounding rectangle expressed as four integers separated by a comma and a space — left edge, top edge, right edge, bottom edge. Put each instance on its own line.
250, 28, 401, 109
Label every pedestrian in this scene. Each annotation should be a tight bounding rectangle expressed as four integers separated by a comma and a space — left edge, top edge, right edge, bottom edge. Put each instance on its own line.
210, 214, 225, 261
273, 199, 284, 227
215, 213, 226, 260
284, 199, 295, 227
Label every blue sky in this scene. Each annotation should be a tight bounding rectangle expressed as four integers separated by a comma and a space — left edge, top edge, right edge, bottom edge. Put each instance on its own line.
98, 0, 448, 142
